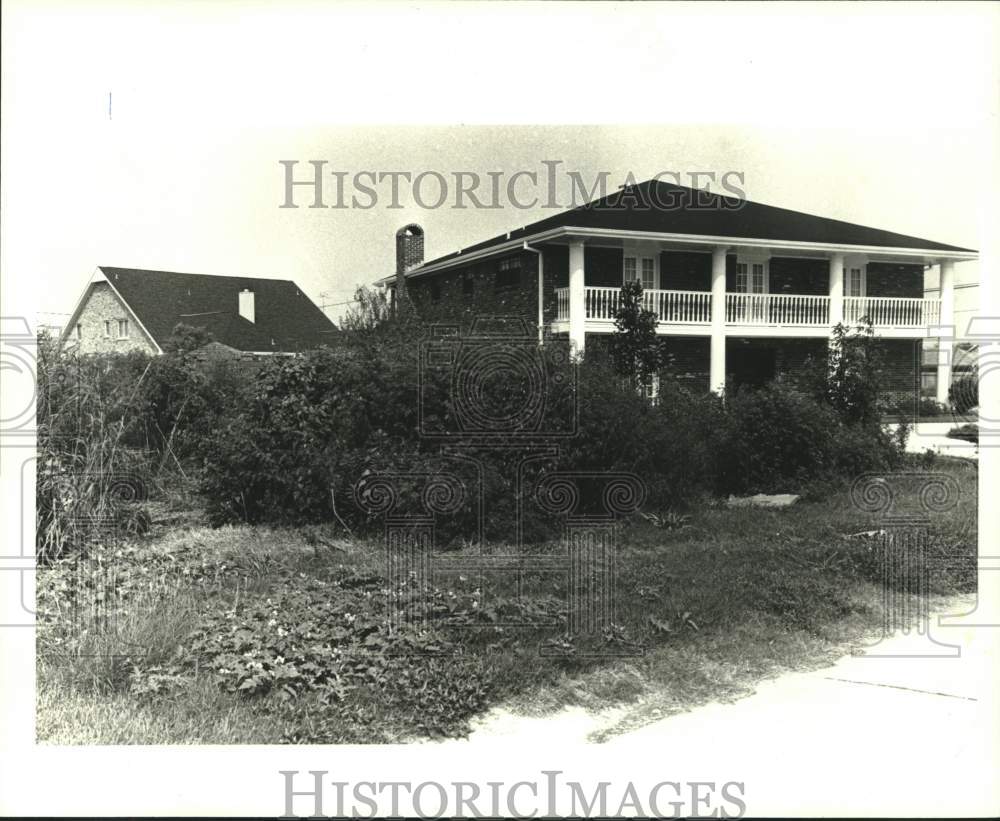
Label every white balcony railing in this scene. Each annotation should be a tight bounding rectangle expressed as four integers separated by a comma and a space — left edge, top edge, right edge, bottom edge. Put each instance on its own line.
844, 296, 941, 328
554, 287, 942, 332
554, 286, 712, 324
556, 287, 570, 320
726, 293, 830, 326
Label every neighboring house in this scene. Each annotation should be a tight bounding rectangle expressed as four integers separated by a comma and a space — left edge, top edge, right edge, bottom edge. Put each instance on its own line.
379, 181, 977, 404
62, 267, 338, 356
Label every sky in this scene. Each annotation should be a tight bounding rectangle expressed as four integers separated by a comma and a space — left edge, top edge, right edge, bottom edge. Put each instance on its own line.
1, 1, 996, 329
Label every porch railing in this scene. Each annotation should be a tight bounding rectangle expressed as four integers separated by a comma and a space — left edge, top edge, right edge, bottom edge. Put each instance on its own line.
725, 293, 830, 326
556, 287, 570, 321
554, 287, 941, 331
844, 296, 941, 328
554, 286, 712, 323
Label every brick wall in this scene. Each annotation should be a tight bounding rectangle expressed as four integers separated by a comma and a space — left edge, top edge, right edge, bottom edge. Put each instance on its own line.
866, 262, 924, 298
584, 247, 623, 287
879, 338, 921, 406
769, 257, 828, 295
69, 282, 158, 355
661, 251, 711, 291
662, 336, 711, 391
405, 249, 545, 331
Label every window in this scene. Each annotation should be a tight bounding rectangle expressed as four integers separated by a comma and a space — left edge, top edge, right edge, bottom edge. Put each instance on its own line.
462, 272, 474, 298
117, 319, 129, 339
75, 323, 82, 340
495, 257, 521, 289
430, 282, 441, 302
735, 262, 748, 292
623, 253, 657, 290
844, 266, 865, 297
103, 320, 111, 337
735, 259, 768, 293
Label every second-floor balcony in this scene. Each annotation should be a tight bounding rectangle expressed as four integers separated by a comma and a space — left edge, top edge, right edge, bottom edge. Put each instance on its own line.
554, 287, 942, 337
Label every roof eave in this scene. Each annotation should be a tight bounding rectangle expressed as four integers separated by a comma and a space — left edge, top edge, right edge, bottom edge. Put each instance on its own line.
376, 226, 977, 285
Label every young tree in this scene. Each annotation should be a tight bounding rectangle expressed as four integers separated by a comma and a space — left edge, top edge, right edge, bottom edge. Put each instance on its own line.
163, 322, 215, 355
609, 280, 665, 394
814, 318, 885, 426
340, 285, 393, 334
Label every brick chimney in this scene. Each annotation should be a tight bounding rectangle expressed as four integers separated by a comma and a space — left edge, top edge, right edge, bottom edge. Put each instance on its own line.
238, 288, 255, 323
395, 224, 424, 307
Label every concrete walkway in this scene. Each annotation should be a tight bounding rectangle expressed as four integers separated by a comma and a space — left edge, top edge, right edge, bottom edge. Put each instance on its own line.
443, 594, 999, 816
900, 420, 978, 460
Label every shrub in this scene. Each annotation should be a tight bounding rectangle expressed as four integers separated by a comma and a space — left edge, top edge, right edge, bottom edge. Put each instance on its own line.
714, 382, 841, 494
804, 319, 886, 427
918, 397, 949, 418
946, 423, 978, 444
949, 371, 979, 414
559, 357, 721, 510
199, 341, 426, 526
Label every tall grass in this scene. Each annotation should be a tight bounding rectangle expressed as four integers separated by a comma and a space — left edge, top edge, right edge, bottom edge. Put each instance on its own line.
35, 332, 209, 561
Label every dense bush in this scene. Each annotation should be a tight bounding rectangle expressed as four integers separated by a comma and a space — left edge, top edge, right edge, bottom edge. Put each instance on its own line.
36, 328, 251, 560
949, 371, 979, 414
946, 423, 978, 444
195, 324, 910, 531
42, 307, 911, 543
714, 382, 841, 494
560, 357, 722, 507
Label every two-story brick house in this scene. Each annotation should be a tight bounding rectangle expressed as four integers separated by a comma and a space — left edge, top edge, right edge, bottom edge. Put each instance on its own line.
380, 180, 976, 404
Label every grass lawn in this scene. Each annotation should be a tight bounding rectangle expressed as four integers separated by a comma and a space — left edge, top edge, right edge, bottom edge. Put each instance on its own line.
36, 458, 978, 744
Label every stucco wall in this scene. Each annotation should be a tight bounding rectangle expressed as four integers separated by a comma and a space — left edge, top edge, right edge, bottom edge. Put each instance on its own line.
69, 282, 158, 355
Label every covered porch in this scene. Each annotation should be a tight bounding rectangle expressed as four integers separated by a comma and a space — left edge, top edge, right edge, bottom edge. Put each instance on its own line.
548, 239, 961, 401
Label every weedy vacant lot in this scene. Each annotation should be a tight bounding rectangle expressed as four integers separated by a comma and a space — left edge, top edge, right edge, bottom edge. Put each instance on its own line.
36, 458, 977, 745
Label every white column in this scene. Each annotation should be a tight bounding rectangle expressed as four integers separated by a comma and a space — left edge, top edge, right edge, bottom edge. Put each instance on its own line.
936, 259, 956, 404
828, 253, 845, 327
568, 241, 586, 358
710, 246, 727, 394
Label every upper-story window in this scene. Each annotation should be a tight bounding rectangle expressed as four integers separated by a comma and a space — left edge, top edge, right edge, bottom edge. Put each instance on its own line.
844, 265, 866, 297
117, 319, 129, 339
462, 272, 474, 298
735, 258, 768, 293
75, 323, 82, 340
430, 282, 441, 302
495, 257, 521, 290
103, 320, 112, 337
624, 251, 657, 290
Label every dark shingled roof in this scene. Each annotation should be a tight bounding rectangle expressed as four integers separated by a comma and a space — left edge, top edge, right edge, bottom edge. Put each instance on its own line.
413, 179, 975, 273
97, 267, 338, 352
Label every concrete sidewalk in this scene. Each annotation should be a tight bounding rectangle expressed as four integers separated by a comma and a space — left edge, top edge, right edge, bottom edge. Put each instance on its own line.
444, 594, 999, 816
900, 420, 979, 460
607, 597, 996, 815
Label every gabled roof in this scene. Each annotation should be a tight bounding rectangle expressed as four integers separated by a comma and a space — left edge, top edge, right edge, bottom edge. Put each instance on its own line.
75, 268, 338, 353
392, 179, 975, 280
